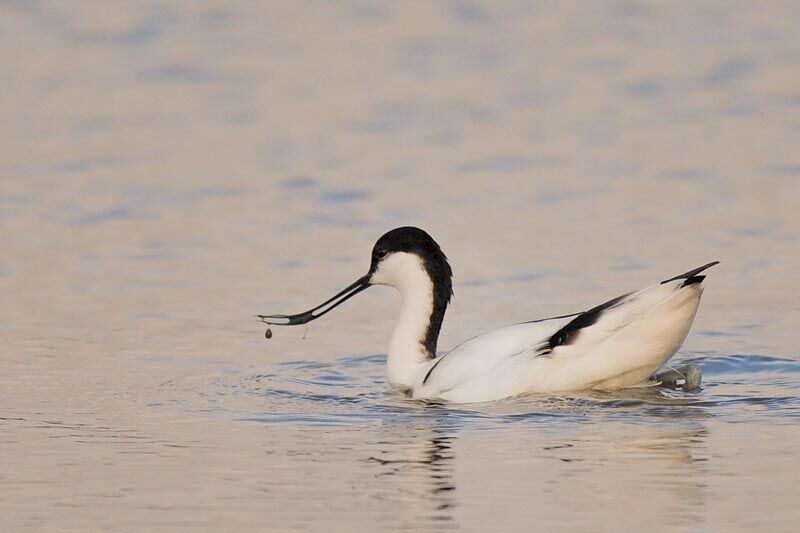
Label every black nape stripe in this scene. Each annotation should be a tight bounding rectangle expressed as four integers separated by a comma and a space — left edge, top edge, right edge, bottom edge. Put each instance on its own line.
539, 293, 631, 355
660, 261, 719, 284
420, 250, 453, 359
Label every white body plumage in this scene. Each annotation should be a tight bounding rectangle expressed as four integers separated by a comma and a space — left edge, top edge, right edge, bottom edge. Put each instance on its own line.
402, 271, 704, 403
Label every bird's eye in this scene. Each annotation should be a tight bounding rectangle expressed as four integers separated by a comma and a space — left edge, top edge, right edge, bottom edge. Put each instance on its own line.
375, 248, 388, 259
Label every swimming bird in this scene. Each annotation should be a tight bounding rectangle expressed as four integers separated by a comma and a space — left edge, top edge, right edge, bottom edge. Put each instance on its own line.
258, 226, 718, 403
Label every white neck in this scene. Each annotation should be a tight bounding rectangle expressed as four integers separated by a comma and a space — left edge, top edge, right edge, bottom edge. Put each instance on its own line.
370, 253, 436, 388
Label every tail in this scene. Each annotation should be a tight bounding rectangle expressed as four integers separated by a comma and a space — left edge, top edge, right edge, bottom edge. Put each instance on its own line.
660, 261, 720, 287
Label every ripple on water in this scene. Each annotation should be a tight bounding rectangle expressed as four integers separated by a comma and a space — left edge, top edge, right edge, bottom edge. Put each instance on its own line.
212, 353, 800, 428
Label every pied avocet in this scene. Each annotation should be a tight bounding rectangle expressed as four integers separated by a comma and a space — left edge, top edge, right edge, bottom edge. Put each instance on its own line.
259, 226, 717, 403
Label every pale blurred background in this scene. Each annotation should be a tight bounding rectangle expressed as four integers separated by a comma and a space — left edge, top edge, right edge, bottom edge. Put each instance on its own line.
1, 2, 799, 532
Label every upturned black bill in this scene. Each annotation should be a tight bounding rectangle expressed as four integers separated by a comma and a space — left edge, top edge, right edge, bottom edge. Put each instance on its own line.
257, 274, 371, 326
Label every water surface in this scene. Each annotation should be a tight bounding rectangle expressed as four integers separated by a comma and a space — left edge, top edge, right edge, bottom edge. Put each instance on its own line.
2, 1, 800, 531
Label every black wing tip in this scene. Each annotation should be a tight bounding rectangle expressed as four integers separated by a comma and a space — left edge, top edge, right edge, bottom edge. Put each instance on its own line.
681, 275, 706, 287
661, 261, 720, 285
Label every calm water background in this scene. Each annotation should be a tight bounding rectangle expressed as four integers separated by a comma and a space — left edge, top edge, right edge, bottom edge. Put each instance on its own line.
2, 1, 800, 531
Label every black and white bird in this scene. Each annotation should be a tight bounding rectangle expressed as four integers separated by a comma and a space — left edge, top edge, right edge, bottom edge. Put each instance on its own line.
259, 226, 717, 403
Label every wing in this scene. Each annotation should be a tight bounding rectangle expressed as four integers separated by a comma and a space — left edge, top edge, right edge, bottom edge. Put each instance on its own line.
542, 261, 719, 361
534, 262, 719, 390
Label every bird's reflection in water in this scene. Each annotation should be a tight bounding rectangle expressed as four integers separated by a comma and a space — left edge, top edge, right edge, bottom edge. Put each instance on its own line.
364, 394, 715, 530
479, 422, 713, 530
367, 414, 459, 527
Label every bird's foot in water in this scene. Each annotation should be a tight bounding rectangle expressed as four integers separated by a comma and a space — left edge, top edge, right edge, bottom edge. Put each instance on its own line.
653, 364, 702, 392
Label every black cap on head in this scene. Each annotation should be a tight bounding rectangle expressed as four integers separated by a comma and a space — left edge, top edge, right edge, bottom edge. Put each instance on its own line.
370, 226, 453, 357
370, 226, 452, 286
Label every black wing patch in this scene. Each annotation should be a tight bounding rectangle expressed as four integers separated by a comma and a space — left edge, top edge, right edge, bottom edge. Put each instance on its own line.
538, 292, 631, 355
